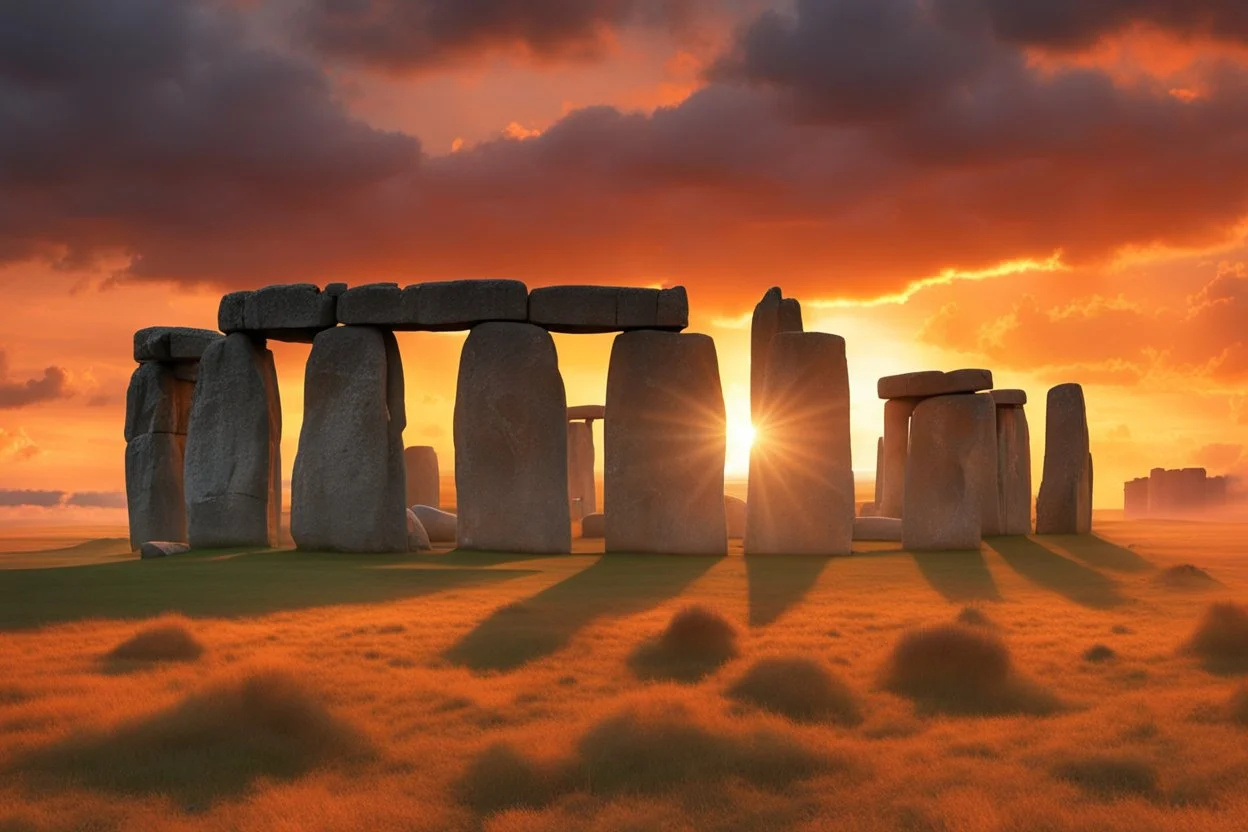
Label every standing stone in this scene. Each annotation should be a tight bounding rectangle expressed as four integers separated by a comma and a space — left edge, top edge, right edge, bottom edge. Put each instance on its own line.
605, 331, 727, 555
975, 394, 1003, 537
902, 394, 995, 551
454, 323, 571, 553
567, 421, 596, 520
292, 326, 408, 553
995, 403, 1032, 535
126, 432, 187, 550
749, 288, 803, 424
880, 398, 916, 518
1036, 383, 1092, 534
874, 436, 885, 506
724, 495, 747, 539
404, 446, 440, 509
746, 332, 853, 555
184, 334, 281, 548
125, 362, 195, 442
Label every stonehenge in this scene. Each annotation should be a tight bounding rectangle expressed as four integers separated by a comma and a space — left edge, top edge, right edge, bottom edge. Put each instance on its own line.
404, 446, 440, 510
1125, 467, 1229, 518
1036, 383, 1092, 535
566, 404, 603, 521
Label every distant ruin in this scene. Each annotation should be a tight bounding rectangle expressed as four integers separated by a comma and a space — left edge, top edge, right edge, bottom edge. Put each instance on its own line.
1124, 468, 1230, 518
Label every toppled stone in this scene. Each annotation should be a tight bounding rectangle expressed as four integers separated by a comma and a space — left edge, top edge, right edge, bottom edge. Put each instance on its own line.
133, 327, 223, 363
750, 287, 804, 422
725, 495, 747, 539
853, 516, 902, 542
404, 446, 440, 510
140, 541, 191, 559
528, 285, 689, 333
406, 508, 432, 552
1036, 383, 1092, 535
582, 512, 606, 538
411, 505, 457, 542
878, 369, 993, 400
567, 404, 606, 421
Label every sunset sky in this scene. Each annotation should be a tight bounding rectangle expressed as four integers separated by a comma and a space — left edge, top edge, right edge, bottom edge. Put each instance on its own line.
3, 0, 1248, 525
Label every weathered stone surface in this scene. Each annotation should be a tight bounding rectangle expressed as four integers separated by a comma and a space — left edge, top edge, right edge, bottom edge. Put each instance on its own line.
292, 326, 407, 552
995, 403, 1032, 535
406, 508, 431, 551
990, 389, 1027, 406
878, 369, 993, 400
725, 495, 747, 539
567, 421, 596, 520
746, 332, 853, 555
581, 512, 605, 538
218, 292, 247, 333
874, 436, 884, 505
976, 393, 1003, 537
124, 362, 195, 442
859, 502, 879, 517
749, 287, 804, 423
335, 283, 407, 327
171, 363, 199, 383
244, 284, 336, 342
902, 393, 995, 551
605, 331, 726, 555
140, 540, 190, 559
133, 327, 223, 363
454, 323, 570, 553
854, 516, 902, 541
184, 333, 282, 549
567, 404, 606, 421
404, 446, 440, 510
880, 398, 916, 518
1036, 383, 1092, 535
528, 285, 689, 333
127, 433, 187, 550
416, 279, 529, 329
412, 505, 457, 542
325, 282, 348, 297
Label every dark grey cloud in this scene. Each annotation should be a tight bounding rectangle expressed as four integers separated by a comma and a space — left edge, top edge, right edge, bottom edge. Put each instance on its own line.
0, 349, 71, 409
961, 0, 1248, 50
0, 490, 65, 507
65, 491, 127, 509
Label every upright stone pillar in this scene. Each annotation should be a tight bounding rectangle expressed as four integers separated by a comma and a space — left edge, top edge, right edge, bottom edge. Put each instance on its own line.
874, 437, 885, 506
880, 398, 916, 518
605, 331, 727, 555
567, 420, 596, 519
1036, 383, 1092, 534
750, 288, 803, 424
292, 326, 408, 553
745, 332, 853, 555
454, 323, 571, 553
903, 393, 995, 551
185, 333, 282, 548
404, 446, 440, 509
990, 390, 1031, 535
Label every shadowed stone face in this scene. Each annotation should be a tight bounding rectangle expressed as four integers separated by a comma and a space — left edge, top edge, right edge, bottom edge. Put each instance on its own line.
567, 421, 596, 520
219, 285, 337, 343
1036, 383, 1091, 535
404, 446, 440, 510
184, 333, 282, 549
880, 398, 916, 519
996, 404, 1032, 535
133, 327, 222, 363
528, 285, 688, 333
125, 362, 194, 443
292, 326, 408, 553
749, 287, 803, 424
454, 322, 571, 554
878, 369, 993, 400
746, 332, 853, 556
605, 330, 727, 555
903, 393, 995, 551
126, 432, 187, 550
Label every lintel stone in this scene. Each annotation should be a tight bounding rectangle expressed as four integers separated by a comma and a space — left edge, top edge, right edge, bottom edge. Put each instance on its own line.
529, 285, 688, 333
990, 389, 1027, 406
568, 404, 606, 421
218, 284, 337, 342
878, 368, 993, 400
134, 327, 223, 363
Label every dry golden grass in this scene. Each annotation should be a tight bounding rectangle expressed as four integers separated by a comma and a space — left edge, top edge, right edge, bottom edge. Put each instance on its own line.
107, 617, 205, 664
0, 515, 1247, 830
726, 655, 862, 725
628, 605, 739, 682
1182, 602, 1248, 673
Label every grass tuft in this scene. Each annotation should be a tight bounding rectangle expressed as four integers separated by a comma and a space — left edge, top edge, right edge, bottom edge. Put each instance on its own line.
1051, 753, 1160, 798
726, 655, 862, 725
628, 606, 738, 683
1083, 644, 1117, 663
955, 606, 995, 628
107, 617, 204, 663
1182, 602, 1248, 673
1155, 564, 1220, 590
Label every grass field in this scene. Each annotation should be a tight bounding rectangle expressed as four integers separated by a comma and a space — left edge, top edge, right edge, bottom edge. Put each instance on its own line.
1, 514, 1247, 830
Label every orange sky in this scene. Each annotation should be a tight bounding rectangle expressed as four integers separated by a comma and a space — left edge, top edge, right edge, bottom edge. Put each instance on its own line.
2, 0, 1248, 524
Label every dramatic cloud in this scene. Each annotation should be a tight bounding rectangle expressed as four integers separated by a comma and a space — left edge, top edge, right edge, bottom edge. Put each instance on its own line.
0, 490, 65, 508
295, 0, 692, 72
64, 491, 127, 509
0, 350, 71, 409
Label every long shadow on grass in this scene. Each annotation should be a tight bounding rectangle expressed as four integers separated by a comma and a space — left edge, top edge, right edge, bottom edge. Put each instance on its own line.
446, 554, 721, 672
988, 537, 1125, 609
910, 548, 1002, 603
1043, 534, 1154, 573
745, 556, 831, 627
0, 548, 534, 630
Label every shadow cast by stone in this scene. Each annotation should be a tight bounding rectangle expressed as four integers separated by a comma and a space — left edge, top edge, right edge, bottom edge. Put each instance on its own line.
989, 537, 1126, 609
446, 554, 721, 672
910, 548, 1002, 603
1044, 534, 1153, 573
745, 555, 832, 627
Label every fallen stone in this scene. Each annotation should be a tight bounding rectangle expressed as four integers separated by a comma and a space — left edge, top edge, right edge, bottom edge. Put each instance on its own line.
406, 508, 432, 551
567, 420, 596, 520
902, 393, 995, 551
292, 326, 408, 552
404, 446, 440, 510
567, 404, 606, 422
725, 495, 747, 539
880, 398, 917, 518
1036, 383, 1092, 535
853, 516, 902, 541
454, 322, 571, 553
126, 432, 187, 550
581, 512, 605, 538
990, 389, 1027, 406
859, 502, 879, 517
140, 540, 190, 559
528, 285, 689, 333
995, 402, 1032, 535
877, 369, 993, 400
184, 333, 282, 549
749, 287, 804, 423
133, 327, 223, 363
124, 362, 195, 442
605, 331, 727, 555
746, 332, 853, 555
411, 505, 457, 542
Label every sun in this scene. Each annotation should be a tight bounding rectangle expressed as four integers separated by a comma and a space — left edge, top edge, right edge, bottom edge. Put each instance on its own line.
725, 411, 756, 478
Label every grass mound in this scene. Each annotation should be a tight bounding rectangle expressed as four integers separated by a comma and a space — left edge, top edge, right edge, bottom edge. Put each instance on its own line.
726, 655, 862, 725
1182, 602, 1248, 673
107, 617, 204, 663
18, 667, 371, 807
456, 742, 561, 814
955, 606, 995, 628
1155, 564, 1220, 590
881, 624, 1060, 716
628, 606, 739, 683
1083, 644, 1117, 663
1052, 753, 1160, 798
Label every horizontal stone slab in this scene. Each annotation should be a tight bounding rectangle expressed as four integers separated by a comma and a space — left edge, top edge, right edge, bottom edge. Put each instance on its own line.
528, 285, 688, 333
567, 404, 606, 421
336, 280, 529, 330
853, 516, 902, 541
990, 389, 1027, 406
877, 368, 993, 400
219, 284, 337, 343
133, 327, 223, 363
